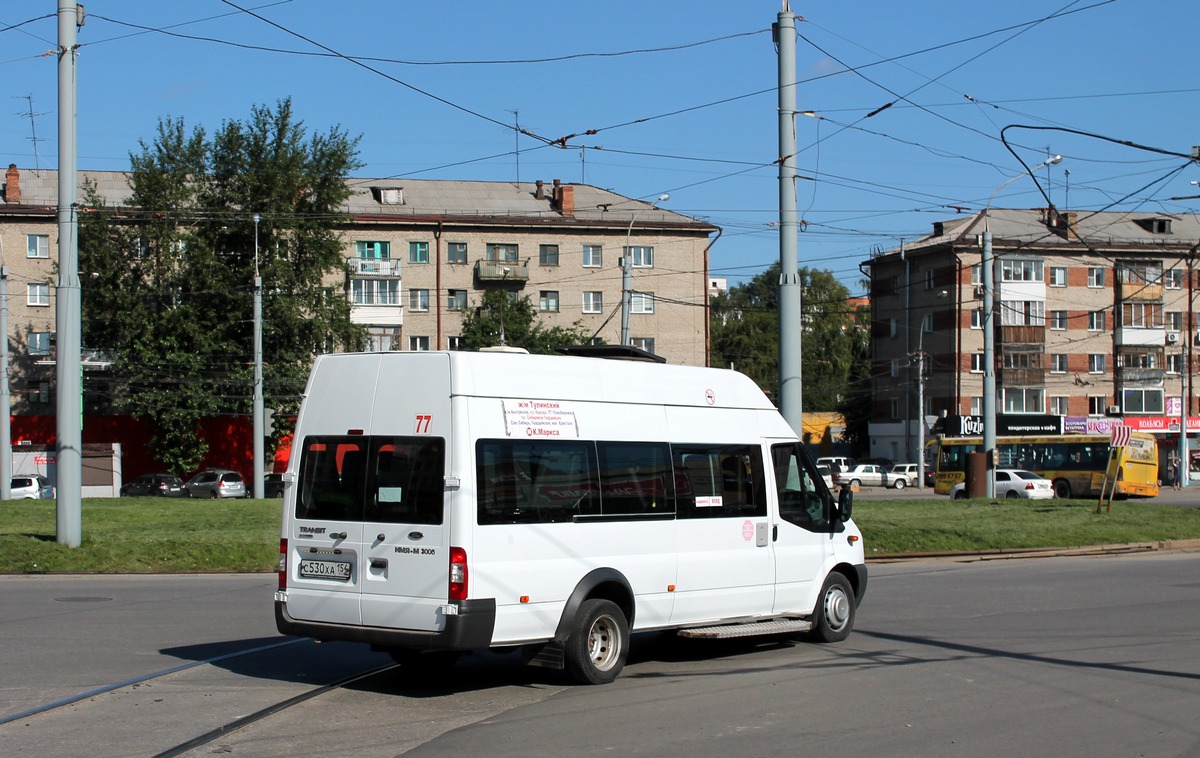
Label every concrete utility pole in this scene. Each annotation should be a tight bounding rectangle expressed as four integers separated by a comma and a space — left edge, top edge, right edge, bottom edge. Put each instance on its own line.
776, 2, 803, 435
252, 214, 264, 499
56, 2, 82, 547
0, 264, 9, 500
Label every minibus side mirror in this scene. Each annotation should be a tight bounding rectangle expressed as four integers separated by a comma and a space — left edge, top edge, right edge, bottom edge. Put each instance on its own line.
837, 488, 854, 522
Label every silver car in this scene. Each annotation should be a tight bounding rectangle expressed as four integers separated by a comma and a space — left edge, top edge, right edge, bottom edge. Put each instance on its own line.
183, 469, 247, 499
10, 475, 54, 499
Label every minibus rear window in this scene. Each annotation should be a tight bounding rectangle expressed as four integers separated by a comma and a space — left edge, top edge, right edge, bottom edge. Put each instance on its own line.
296, 435, 445, 524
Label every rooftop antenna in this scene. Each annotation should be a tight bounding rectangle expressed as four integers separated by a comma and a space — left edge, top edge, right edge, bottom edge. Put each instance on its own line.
580, 147, 586, 184
1044, 146, 1054, 204
15, 94, 46, 170
507, 109, 520, 186
1063, 168, 1070, 211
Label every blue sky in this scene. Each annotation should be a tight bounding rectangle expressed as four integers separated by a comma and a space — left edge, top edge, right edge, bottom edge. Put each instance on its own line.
4, 1, 1199, 296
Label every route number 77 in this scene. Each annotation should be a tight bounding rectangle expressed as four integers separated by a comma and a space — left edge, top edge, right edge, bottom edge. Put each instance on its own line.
414, 415, 433, 433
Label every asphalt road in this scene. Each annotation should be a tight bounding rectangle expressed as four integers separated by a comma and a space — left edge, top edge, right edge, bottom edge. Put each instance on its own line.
3, 551, 1199, 756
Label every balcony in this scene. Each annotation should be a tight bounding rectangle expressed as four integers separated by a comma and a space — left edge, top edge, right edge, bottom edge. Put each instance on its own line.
1118, 281, 1162, 302
351, 258, 401, 276
1118, 367, 1165, 386
999, 367, 1045, 387
999, 325, 1045, 345
475, 260, 530, 282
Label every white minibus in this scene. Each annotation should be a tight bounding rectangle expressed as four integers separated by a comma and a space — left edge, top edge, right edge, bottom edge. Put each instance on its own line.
275, 350, 866, 684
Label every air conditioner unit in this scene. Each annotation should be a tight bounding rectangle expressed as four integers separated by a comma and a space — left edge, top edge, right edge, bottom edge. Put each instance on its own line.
1167, 332, 1179, 344
1107, 405, 1122, 415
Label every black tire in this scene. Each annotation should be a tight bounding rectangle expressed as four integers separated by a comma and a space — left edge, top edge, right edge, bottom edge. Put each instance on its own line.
208, 490, 218, 499
953, 490, 967, 499
564, 598, 629, 685
1053, 479, 1072, 499
892, 479, 906, 490
848, 478, 861, 488
1005, 490, 1020, 499
808, 572, 855, 643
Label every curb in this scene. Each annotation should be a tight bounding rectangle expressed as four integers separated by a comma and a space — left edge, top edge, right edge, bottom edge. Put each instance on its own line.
867, 539, 1200, 563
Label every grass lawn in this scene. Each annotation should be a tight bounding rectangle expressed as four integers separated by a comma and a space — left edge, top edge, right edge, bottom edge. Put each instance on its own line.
2, 496, 1199, 573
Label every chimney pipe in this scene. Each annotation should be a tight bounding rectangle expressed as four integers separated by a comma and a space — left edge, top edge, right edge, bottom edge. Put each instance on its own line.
560, 185, 575, 217
535, 179, 544, 200
4, 164, 19, 204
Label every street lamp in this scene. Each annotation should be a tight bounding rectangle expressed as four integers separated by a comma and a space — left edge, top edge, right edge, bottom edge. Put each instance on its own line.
621, 193, 669, 347
982, 154, 1062, 497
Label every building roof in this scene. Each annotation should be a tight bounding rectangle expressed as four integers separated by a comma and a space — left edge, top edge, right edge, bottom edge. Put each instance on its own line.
890, 207, 1200, 255
2, 166, 716, 232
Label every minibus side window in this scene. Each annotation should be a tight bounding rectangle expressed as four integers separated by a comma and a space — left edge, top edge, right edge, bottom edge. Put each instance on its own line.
596, 442, 674, 517
477, 440, 598, 525
674, 444, 766, 519
295, 436, 366, 522
364, 437, 445, 525
770, 442, 829, 531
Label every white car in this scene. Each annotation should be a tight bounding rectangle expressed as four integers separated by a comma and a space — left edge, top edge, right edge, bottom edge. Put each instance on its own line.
950, 469, 1054, 500
835, 464, 896, 489
10, 475, 54, 499
889, 464, 921, 489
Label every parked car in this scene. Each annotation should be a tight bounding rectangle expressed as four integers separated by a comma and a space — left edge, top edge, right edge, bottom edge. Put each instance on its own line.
121, 473, 187, 498
889, 464, 921, 489
835, 463, 894, 488
816, 457, 855, 477
264, 473, 285, 498
949, 469, 1054, 500
184, 469, 247, 499
816, 464, 834, 490
10, 475, 53, 499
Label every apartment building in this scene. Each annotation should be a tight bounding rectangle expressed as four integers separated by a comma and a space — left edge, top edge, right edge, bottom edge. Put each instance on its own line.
0, 165, 718, 414
865, 207, 1199, 464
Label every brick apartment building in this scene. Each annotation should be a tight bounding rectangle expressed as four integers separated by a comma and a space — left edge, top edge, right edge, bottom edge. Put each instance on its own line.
1, 164, 719, 415
865, 207, 1199, 466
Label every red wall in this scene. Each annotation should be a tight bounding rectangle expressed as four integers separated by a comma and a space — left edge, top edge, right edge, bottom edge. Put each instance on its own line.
11, 415, 262, 480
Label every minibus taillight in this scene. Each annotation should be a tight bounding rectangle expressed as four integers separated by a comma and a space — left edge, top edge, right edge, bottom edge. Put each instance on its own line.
448, 547, 468, 600
277, 538, 288, 590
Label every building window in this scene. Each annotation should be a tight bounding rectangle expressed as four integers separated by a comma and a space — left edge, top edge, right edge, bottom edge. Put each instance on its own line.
1165, 269, 1183, 289
924, 269, 934, 290
352, 279, 400, 305
446, 289, 467, 311
1168, 311, 1184, 332
29, 331, 51, 355
1000, 300, 1045, 326
409, 336, 430, 352
631, 337, 655, 354
409, 241, 429, 264
1088, 311, 1105, 331
486, 243, 519, 263
1123, 388, 1164, 414
1088, 354, 1106, 374
408, 288, 430, 311
631, 292, 655, 314
447, 336, 463, 351
1118, 261, 1163, 286
1050, 310, 1068, 330
1050, 396, 1069, 416
970, 264, 981, 285
1000, 259, 1043, 282
628, 245, 654, 268
539, 244, 559, 266
971, 353, 985, 373
1049, 266, 1067, 287
921, 313, 933, 333
447, 242, 468, 264
1050, 354, 1068, 374
1003, 388, 1044, 414
971, 308, 982, 329
366, 328, 399, 352
890, 359, 901, 378
539, 290, 559, 312
1122, 302, 1163, 328
1089, 396, 1106, 415
583, 244, 603, 268
27, 283, 49, 307
582, 291, 603, 314
27, 234, 49, 259
889, 318, 897, 337
1119, 350, 1158, 369
1088, 267, 1105, 287
1169, 353, 1184, 374
890, 399, 900, 420
970, 396, 982, 415
356, 241, 390, 259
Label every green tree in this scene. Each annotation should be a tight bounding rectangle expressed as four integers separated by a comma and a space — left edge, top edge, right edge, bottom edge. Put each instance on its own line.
80, 99, 364, 473
710, 263, 858, 411
457, 290, 590, 354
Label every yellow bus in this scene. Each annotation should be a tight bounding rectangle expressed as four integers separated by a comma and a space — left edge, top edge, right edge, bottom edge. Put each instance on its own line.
926, 432, 1159, 499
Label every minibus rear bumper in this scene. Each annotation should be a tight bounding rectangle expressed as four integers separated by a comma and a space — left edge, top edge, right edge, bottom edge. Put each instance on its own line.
275, 598, 496, 651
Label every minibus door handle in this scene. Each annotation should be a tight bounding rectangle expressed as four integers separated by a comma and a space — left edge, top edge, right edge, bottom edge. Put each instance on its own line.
772, 524, 778, 542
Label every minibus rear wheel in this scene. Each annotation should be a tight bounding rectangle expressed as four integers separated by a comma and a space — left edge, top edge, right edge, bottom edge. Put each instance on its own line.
565, 599, 629, 685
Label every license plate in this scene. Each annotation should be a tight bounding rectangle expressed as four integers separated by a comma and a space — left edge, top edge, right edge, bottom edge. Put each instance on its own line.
299, 559, 351, 580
